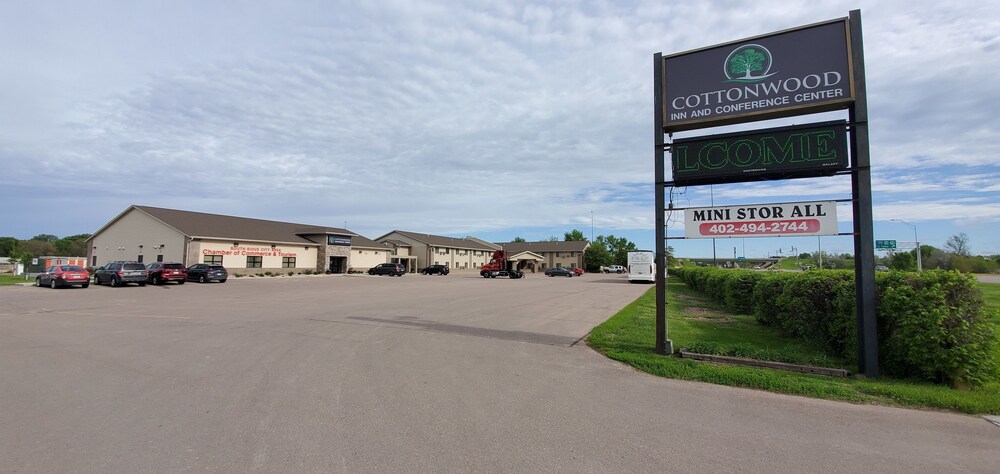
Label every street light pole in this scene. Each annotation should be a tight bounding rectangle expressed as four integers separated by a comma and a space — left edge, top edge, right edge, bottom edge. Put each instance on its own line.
891, 219, 922, 272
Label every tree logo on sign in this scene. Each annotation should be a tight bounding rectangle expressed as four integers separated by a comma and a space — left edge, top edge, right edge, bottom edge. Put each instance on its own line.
724, 44, 776, 82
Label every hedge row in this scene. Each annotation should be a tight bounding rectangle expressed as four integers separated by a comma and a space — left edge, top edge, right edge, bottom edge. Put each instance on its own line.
668, 267, 998, 386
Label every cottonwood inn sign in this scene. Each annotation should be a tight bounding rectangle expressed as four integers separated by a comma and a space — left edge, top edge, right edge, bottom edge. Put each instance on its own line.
663, 19, 854, 131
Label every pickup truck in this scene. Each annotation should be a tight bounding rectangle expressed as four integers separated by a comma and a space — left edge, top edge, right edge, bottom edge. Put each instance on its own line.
602, 265, 625, 274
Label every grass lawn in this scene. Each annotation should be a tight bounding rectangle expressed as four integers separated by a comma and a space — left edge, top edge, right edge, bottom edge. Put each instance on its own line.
588, 279, 1000, 415
981, 282, 1000, 323
0, 274, 33, 286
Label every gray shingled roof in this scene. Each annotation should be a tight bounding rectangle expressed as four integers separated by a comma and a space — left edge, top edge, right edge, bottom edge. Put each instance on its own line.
350, 234, 391, 250
133, 205, 355, 245
498, 240, 589, 253
382, 230, 497, 251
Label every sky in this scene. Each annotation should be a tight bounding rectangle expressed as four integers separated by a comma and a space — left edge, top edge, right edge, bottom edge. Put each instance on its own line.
2, 0, 998, 258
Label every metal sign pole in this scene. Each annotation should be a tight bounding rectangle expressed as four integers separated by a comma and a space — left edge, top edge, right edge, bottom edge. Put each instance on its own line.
849, 9, 879, 378
654, 52, 673, 355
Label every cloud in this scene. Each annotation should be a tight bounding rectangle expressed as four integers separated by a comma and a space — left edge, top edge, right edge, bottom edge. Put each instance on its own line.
0, 0, 997, 261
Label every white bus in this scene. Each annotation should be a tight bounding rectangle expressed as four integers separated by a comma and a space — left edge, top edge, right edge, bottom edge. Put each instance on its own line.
627, 250, 655, 283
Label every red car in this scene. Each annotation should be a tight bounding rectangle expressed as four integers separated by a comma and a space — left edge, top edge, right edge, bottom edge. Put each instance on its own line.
146, 262, 188, 285
36, 265, 90, 289
569, 267, 585, 276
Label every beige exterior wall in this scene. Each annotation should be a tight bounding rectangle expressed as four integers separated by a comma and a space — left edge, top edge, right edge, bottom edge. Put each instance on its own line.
89, 210, 187, 267
194, 241, 318, 273
350, 248, 389, 270
380, 232, 494, 270
538, 251, 585, 270
431, 248, 492, 270
380, 233, 431, 268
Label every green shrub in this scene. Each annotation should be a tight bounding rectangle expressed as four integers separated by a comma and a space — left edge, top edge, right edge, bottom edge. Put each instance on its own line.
673, 267, 997, 386
876, 271, 997, 386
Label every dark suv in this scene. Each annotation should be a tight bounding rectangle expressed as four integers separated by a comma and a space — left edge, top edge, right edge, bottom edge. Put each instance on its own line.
146, 262, 188, 285
419, 264, 450, 275
368, 263, 405, 276
94, 261, 149, 287
187, 264, 228, 283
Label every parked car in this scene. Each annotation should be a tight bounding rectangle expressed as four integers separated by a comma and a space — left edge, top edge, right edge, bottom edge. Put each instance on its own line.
419, 264, 450, 275
187, 264, 228, 283
146, 262, 188, 285
368, 263, 405, 276
875, 264, 889, 272
94, 261, 148, 287
569, 267, 585, 276
545, 267, 575, 277
37, 265, 90, 289
602, 265, 625, 274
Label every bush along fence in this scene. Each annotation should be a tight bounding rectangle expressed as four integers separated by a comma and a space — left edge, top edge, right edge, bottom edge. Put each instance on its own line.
668, 267, 998, 387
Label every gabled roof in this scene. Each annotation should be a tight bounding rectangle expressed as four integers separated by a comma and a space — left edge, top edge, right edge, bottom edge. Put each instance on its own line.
376, 230, 497, 251
508, 251, 545, 261
90, 205, 357, 246
498, 240, 590, 254
350, 234, 391, 250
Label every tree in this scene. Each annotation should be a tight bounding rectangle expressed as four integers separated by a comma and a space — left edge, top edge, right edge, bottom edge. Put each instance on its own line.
10, 250, 34, 280
544, 236, 560, 242
584, 241, 611, 272
19, 240, 56, 257
512, 236, 526, 243
890, 251, 915, 271
944, 233, 971, 256
31, 234, 59, 243
564, 229, 587, 241
0, 237, 16, 257
55, 234, 91, 257
595, 235, 637, 265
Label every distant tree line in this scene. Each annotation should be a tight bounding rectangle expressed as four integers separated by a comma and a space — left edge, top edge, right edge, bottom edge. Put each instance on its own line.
546, 228, 676, 272
796, 232, 999, 274
1, 234, 92, 272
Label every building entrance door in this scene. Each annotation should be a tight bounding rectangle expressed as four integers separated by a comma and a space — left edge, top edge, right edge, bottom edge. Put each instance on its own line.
329, 256, 347, 274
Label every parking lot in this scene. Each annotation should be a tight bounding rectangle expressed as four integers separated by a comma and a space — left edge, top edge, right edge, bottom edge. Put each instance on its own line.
2, 273, 997, 472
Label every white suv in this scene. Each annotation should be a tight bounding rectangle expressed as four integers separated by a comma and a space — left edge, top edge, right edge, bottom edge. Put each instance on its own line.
603, 265, 626, 274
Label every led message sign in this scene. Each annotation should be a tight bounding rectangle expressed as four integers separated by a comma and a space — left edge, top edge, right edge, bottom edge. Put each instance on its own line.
669, 121, 848, 186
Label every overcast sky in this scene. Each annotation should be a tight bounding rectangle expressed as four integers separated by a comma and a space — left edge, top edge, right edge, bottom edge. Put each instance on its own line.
2, 0, 998, 258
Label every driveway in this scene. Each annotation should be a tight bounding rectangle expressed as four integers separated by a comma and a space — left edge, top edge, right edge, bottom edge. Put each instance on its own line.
1, 273, 996, 472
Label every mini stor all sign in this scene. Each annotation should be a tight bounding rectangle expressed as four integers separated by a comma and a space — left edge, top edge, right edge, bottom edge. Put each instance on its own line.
684, 201, 838, 239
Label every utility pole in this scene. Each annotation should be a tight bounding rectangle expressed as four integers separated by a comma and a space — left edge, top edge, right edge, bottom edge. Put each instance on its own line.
891, 219, 922, 272
590, 211, 594, 242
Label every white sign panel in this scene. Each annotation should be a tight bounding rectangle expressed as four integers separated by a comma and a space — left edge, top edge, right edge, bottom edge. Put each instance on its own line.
684, 201, 838, 239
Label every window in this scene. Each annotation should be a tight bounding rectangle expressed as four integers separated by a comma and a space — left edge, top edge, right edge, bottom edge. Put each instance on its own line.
247, 256, 262, 268
282, 257, 296, 268
205, 255, 223, 265
156, 255, 164, 262
91, 256, 97, 266
137, 255, 144, 263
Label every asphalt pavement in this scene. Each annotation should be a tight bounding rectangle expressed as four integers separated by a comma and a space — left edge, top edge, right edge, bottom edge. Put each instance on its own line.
1, 272, 997, 472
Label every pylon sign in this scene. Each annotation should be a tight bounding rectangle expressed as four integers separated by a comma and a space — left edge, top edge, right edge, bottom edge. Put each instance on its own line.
654, 10, 879, 378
